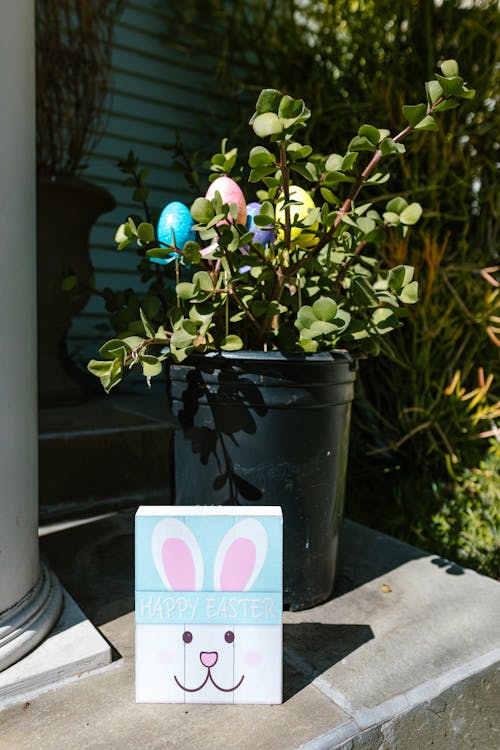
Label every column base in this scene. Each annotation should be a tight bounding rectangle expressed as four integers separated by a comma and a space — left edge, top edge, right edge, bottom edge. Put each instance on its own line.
0, 562, 63, 672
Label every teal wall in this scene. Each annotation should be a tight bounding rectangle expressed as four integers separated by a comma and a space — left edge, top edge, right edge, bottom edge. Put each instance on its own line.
68, 0, 225, 367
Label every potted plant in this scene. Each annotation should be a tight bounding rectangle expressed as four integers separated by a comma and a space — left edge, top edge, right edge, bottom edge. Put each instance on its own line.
36, 0, 123, 406
89, 60, 473, 609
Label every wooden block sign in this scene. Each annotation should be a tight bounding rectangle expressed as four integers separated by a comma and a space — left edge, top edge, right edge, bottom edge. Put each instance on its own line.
135, 506, 283, 704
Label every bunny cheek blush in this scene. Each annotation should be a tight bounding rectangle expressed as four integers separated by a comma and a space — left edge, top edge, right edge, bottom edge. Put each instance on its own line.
135, 506, 283, 704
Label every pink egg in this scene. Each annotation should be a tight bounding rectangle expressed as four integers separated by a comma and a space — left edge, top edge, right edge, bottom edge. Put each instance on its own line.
205, 176, 247, 225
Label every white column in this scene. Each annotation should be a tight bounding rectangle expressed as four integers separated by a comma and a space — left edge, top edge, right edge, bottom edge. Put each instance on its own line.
0, 0, 61, 671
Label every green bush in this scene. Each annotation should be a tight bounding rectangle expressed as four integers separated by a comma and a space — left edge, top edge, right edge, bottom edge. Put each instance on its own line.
429, 442, 500, 578
163, 0, 500, 573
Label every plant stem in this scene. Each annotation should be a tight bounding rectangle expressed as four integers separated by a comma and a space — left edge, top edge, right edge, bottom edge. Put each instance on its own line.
278, 141, 292, 250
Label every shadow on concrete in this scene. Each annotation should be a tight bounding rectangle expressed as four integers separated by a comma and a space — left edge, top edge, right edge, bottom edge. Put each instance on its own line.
430, 557, 465, 576
334, 520, 427, 596
40, 511, 136, 627
283, 622, 374, 701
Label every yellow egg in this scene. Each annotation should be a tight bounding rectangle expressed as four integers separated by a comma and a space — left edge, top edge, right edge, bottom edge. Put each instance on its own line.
276, 185, 319, 248
205, 175, 247, 225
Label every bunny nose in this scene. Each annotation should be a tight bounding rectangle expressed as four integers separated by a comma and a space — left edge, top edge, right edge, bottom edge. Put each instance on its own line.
200, 651, 218, 668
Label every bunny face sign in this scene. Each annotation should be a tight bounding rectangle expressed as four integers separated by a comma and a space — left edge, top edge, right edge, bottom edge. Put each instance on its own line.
135, 506, 282, 704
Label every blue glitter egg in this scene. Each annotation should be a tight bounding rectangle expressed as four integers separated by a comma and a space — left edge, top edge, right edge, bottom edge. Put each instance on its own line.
152, 201, 195, 265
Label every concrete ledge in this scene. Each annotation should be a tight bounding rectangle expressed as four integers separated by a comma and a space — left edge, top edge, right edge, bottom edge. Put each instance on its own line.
0, 515, 498, 749
0, 563, 63, 671
0, 580, 113, 708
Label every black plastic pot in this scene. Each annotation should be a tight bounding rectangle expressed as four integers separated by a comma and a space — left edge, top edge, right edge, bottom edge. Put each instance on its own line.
168, 350, 357, 611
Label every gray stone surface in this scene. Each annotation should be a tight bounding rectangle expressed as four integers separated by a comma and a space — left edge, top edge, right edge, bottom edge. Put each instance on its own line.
0, 514, 498, 750
0, 580, 111, 706
330, 661, 500, 750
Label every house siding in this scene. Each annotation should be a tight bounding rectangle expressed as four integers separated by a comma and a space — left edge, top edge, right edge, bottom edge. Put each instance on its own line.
68, 0, 223, 366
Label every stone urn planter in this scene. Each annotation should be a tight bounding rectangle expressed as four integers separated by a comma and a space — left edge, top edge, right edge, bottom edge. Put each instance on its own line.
37, 175, 115, 407
168, 350, 357, 610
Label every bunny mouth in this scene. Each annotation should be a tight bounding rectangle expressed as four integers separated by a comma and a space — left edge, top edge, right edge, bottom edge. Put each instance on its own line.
174, 668, 244, 693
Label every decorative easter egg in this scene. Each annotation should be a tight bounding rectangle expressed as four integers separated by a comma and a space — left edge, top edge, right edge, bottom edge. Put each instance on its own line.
205, 176, 247, 226
276, 185, 319, 248
153, 201, 195, 265
246, 201, 275, 246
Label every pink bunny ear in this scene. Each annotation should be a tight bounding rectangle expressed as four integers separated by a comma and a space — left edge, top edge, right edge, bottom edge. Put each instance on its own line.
214, 519, 268, 592
151, 518, 203, 591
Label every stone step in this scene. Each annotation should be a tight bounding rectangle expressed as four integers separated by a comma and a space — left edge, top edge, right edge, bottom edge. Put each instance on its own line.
38, 393, 174, 522
1, 516, 498, 748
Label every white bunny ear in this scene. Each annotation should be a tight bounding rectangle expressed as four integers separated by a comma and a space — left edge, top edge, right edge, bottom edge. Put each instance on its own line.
151, 518, 203, 591
214, 519, 268, 592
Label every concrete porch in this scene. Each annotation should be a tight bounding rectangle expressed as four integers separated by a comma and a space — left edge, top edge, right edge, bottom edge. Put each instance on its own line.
1, 508, 498, 750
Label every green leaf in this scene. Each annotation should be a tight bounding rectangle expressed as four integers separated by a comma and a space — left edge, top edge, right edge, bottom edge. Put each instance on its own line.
278, 95, 304, 120
383, 211, 401, 225
253, 89, 282, 115
434, 74, 465, 98
140, 355, 163, 377
367, 172, 390, 185
348, 135, 376, 152
357, 217, 377, 235
183, 241, 202, 264
320, 187, 338, 204
171, 328, 195, 348
61, 274, 77, 291
399, 280, 419, 304
386, 197, 408, 214
312, 297, 338, 321
388, 265, 414, 291
298, 338, 319, 353
372, 307, 400, 332
432, 99, 460, 113
248, 146, 275, 168
297, 305, 317, 329
176, 282, 195, 299
252, 112, 284, 138
351, 277, 378, 307
137, 222, 155, 243
114, 223, 129, 244
310, 320, 337, 335
414, 115, 438, 132
139, 308, 155, 338
325, 153, 344, 172
402, 103, 427, 127
220, 334, 244, 351
182, 319, 199, 336
399, 203, 423, 225
193, 271, 214, 292
249, 165, 276, 183
358, 124, 380, 145
191, 197, 215, 223
88, 359, 113, 377
426, 79, 443, 105
146, 247, 171, 259
380, 138, 406, 157
342, 152, 358, 171
458, 86, 475, 100
440, 59, 459, 78
287, 142, 313, 160
324, 171, 356, 185
98, 339, 131, 364
122, 335, 145, 349
333, 308, 351, 332
290, 161, 317, 182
